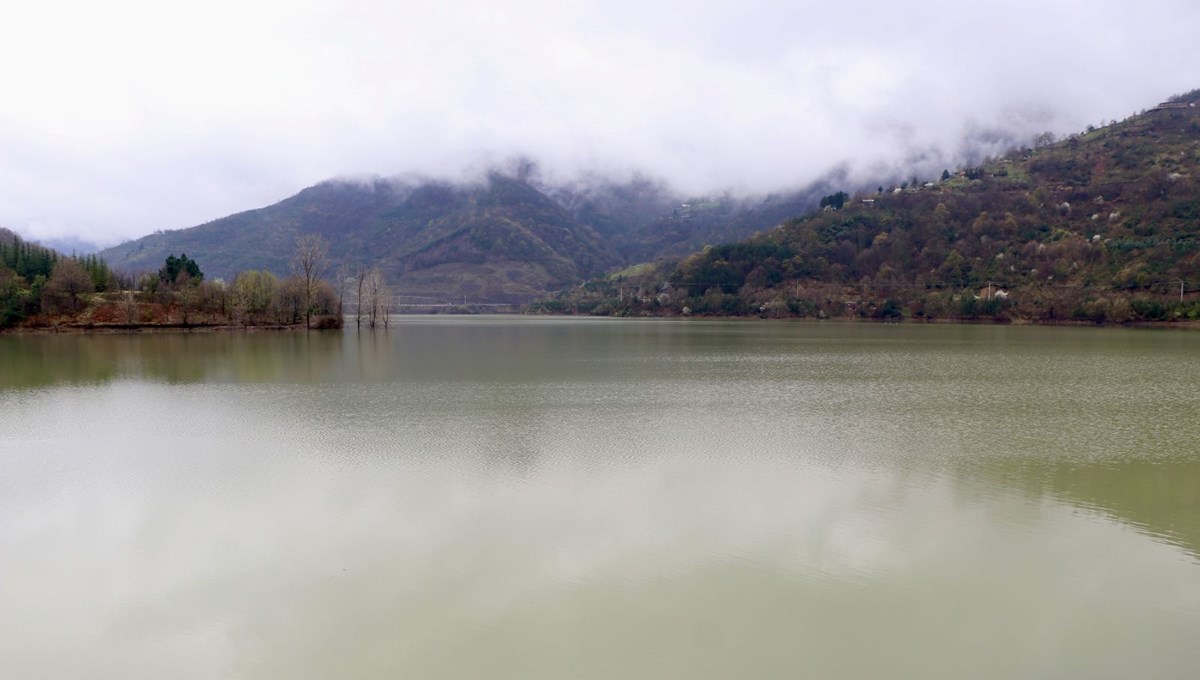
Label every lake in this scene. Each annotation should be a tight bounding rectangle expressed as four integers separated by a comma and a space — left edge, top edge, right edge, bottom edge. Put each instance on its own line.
2, 317, 1198, 679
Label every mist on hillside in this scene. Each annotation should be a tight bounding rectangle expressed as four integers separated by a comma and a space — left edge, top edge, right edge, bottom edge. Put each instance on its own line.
3, 0, 1200, 247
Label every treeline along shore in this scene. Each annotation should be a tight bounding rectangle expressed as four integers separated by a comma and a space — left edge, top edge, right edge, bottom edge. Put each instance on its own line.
0, 233, 394, 333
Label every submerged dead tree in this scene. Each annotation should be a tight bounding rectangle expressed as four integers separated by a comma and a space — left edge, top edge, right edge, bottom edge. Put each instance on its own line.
355, 266, 365, 328
357, 267, 391, 329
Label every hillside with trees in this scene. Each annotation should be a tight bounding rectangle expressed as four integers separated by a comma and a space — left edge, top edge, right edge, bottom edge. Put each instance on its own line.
1, 233, 352, 331
101, 174, 623, 304
548, 173, 838, 263
1, 228, 114, 328
534, 90, 1200, 324
98, 171, 835, 304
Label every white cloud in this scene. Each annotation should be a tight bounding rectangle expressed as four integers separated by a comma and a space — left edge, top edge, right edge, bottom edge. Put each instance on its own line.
2, 0, 1200, 246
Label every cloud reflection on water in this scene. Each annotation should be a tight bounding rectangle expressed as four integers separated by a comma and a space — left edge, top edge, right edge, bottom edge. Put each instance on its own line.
1, 319, 1199, 678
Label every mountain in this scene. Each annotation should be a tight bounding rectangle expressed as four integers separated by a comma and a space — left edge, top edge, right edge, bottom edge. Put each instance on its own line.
100, 170, 832, 303
102, 174, 623, 303
539, 90, 1200, 323
37, 235, 103, 256
550, 173, 840, 263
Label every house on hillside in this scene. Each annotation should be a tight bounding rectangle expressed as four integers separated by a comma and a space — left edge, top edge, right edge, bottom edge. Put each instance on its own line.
1153, 102, 1194, 111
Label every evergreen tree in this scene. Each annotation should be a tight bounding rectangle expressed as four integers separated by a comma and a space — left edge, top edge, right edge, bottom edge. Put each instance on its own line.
158, 253, 203, 285
819, 191, 850, 210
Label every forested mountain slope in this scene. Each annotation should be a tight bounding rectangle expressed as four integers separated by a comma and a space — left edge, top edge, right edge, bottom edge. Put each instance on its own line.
100, 171, 832, 303
103, 174, 623, 302
541, 91, 1200, 323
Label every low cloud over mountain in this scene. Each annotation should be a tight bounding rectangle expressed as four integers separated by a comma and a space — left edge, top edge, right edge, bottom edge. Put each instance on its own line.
4, 0, 1200, 246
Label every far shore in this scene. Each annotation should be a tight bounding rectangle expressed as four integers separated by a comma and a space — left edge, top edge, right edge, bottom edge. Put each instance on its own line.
526, 309, 1200, 330
3, 322, 314, 335
6, 311, 1200, 334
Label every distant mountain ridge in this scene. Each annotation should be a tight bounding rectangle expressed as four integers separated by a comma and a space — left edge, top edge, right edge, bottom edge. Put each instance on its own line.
99, 170, 833, 302
102, 174, 619, 302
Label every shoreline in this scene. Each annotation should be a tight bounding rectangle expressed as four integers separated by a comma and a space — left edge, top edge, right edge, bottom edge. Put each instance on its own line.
6, 312, 1200, 333
2, 322, 314, 335
523, 310, 1200, 330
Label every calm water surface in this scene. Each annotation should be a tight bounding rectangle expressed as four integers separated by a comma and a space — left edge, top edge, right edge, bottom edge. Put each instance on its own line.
1, 318, 1199, 679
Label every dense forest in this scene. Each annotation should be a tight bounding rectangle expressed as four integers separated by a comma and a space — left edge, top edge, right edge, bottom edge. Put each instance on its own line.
1, 229, 112, 327
533, 91, 1200, 324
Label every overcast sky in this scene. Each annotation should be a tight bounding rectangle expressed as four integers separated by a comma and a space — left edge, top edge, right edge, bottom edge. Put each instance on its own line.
3, 0, 1200, 246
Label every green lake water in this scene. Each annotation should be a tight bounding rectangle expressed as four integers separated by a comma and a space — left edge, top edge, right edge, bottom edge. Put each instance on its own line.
1, 317, 1198, 679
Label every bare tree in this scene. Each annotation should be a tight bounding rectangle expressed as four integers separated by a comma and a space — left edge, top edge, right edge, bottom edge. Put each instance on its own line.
335, 264, 350, 320
121, 290, 138, 324
274, 276, 306, 325
355, 266, 366, 329
177, 280, 200, 326
380, 279, 392, 328
366, 268, 381, 328
292, 234, 330, 329
359, 267, 391, 328
45, 258, 94, 314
